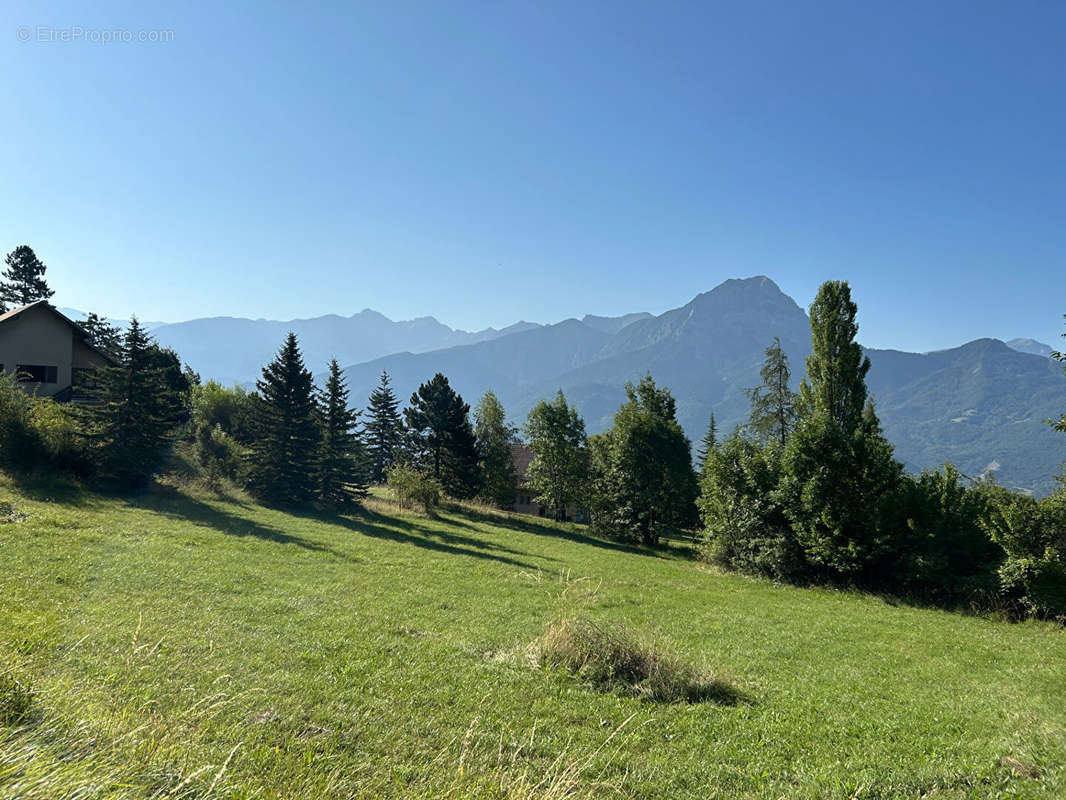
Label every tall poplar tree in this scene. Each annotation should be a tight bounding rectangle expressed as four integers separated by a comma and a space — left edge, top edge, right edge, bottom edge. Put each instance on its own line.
404, 373, 480, 498
365, 371, 404, 482
247, 333, 320, 505
317, 359, 369, 508
746, 337, 797, 446
781, 281, 901, 578
0, 245, 54, 311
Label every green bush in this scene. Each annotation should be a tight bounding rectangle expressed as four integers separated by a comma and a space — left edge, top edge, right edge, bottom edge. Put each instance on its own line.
0, 372, 42, 470
386, 464, 442, 514
697, 434, 805, 582
980, 485, 1066, 619
891, 466, 1002, 601
195, 423, 248, 485
29, 398, 92, 474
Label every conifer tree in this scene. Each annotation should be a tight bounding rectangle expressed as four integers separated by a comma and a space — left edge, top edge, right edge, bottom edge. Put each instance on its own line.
247, 333, 321, 505
404, 373, 480, 498
746, 337, 797, 446
317, 359, 369, 508
781, 281, 902, 578
78, 313, 122, 360
0, 245, 54, 311
365, 371, 404, 482
695, 411, 717, 472
79, 318, 190, 488
474, 390, 518, 507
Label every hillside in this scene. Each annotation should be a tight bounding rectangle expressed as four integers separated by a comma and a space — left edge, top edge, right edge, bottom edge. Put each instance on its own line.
1, 477, 1064, 799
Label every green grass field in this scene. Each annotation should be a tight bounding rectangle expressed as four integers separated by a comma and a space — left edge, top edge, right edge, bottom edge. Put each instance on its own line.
1, 476, 1063, 799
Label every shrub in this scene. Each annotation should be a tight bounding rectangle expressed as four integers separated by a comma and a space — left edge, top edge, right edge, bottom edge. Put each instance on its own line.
535, 617, 738, 704
29, 398, 92, 474
0, 372, 42, 470
0, 671, 33, 725
386, 464, 442, 514
979, 485, 1066, 619
196, 423, 248, 485
890, 466, 1002, 601
697, 434, 805, 582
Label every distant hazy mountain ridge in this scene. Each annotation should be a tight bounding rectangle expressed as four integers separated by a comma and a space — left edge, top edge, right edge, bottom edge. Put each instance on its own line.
76, 279, 1064, 495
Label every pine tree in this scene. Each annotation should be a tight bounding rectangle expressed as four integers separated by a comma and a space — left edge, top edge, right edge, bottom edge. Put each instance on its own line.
404, 373, 480, 498
79, 318, 190, 488
365, 371, 404, 482
695, 411, 717, 472
317, 359, 369, 508
1, 246, 54, 311
474, 390, 518, 507
746, 337, 797, 446
781, 281, 902, 578
247, 333, 321, 506
78, 313, 122, 360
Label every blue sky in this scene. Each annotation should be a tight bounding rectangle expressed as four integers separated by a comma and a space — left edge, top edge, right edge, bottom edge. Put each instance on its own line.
2, 1, 1064, 353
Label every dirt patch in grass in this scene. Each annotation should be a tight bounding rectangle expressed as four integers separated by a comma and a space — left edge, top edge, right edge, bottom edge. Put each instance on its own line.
533, 617, 745, 705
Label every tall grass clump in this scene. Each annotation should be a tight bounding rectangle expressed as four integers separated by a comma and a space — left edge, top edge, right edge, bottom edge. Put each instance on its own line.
0, 671, 33, 725
535, 617, 739, 705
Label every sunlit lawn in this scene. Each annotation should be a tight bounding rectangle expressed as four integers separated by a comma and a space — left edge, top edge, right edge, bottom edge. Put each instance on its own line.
0, 475, 1063, 798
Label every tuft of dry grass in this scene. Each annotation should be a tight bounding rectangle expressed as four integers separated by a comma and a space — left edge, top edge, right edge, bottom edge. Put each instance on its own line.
533, 617, 743, 705
0, 671, 32, 725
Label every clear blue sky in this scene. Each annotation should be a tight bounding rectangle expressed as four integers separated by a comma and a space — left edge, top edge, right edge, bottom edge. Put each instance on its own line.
2, 1, 1064, 352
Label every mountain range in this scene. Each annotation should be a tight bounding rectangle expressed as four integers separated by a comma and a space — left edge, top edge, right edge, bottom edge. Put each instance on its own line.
67, 278, 1066, 496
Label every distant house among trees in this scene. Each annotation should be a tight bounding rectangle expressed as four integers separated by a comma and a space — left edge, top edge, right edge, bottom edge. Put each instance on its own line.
509, 442, 587, 522
0, 300, 116, 400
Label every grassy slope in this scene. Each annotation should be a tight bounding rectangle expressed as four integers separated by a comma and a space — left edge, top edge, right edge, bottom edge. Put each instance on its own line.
0, 478, 1063, 799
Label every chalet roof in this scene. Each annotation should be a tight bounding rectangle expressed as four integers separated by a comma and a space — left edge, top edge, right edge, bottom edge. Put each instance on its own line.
510, 443, 534, 480
0, 299, 118, 365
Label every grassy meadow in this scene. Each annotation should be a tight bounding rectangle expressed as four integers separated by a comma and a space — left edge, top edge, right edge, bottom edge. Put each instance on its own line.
0, 475, 1063, 799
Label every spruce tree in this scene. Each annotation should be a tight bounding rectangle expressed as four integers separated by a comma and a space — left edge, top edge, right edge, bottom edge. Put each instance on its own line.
404, 373, 480, 498
746, 337, 797, 446
474, 390, 518, 507
317, 359, 369, 508
79, 318, 190, 488
781, 281, 902, 578
695, 411, 717, 472
365, 371, 404, 482
247, 333, 321, 505
1, 246, 54, 311
78, 313, 122, 360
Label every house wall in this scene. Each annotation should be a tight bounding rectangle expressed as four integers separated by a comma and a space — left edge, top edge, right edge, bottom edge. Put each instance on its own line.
0, 305, 77, 397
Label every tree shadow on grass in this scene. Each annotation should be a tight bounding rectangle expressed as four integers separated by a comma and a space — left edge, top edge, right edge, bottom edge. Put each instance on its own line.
312, 506, 546, 571
135, 491, 358, 562
6, 470, 99, 508
452, 506, 685, 562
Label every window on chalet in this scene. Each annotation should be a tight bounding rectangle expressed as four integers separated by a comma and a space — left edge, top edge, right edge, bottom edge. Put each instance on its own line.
16, 365, 58, 384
